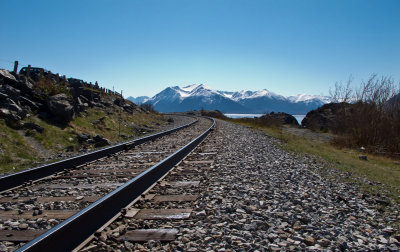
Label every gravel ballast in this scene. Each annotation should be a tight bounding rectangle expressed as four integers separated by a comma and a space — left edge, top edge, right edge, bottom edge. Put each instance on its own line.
168, 120, 399, 251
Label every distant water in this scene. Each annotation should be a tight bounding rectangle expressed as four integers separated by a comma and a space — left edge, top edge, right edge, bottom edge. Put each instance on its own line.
224, 113, 306, 125
293, 115, 306, 125
224, 113, 264, 118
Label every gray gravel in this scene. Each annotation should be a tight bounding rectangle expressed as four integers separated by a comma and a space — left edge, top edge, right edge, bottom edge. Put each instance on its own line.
82, 119, 400, 251
168, 120, 399, 251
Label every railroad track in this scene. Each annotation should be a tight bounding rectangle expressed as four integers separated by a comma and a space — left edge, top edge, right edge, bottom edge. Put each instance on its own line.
0, 116, 215, 251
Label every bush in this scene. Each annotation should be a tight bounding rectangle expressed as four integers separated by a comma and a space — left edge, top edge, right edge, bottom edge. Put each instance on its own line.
330, 75, 400, 156
34, 78, 70, 100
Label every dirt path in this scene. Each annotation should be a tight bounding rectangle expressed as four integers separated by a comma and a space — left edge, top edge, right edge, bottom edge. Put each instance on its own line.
16, 130, 54, 159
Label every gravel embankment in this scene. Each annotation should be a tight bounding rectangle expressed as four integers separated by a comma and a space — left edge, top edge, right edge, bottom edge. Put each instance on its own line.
169, 120, 399, 251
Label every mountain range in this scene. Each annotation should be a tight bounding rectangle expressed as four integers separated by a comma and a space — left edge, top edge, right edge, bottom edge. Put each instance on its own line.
127, 84, 331, 114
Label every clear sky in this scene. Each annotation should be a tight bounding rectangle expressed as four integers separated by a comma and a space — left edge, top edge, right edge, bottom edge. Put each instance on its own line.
1, 0, 399, 98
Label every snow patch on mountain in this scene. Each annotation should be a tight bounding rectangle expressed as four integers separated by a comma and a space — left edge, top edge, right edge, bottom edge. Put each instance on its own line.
288, 94, 331, 103
230, 89, 286, 101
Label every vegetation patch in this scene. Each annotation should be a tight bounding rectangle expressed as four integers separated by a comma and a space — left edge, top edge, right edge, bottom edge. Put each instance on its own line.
230, 119, 400, 203
34, 78, 70, 99
0, 120, 40, 173
0, 108, 166, 174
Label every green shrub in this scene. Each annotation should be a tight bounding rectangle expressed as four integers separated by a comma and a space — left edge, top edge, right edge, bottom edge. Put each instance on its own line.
34, 78, 70, 99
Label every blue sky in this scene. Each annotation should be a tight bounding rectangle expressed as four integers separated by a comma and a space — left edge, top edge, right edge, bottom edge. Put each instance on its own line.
1, 0, 399, 98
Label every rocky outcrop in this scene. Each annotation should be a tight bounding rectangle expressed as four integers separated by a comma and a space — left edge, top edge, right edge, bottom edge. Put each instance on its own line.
0, 93, 27, 121
19, 96, 40, 111
14, 76, 33, 95
1, 85, 20, 101
0, 70, 37, 122
0, 69, 17, 85
302, 102, 355, 131
0, 67, 150, 126
260, 112, 299, 126
47, 94, 75, 122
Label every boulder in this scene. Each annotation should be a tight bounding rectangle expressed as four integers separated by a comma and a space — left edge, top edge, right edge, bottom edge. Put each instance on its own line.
0, 69, 17, 85
114, 98, 125, 107
22, 122, 44, 133
81, 89, 100, 101
76, 133, 91, 143
0, 108, 20, 121
38, 112, 50, 120
3, 98, 22, 113
0, 108, 11, 118
91, 102, 104, 108
1, 85, 20, 101
260, 112, 299, 126
47, 93, 75, 122
78, 95, 89, 103
123, 104, 134, 113
15, 76, 34, 95
302, 102, 355, 131
19, 96, 40, 111
75, 97, 86, 112
93, 135, 111, 147
18, 108, 29, 119
102, 101, 112, 107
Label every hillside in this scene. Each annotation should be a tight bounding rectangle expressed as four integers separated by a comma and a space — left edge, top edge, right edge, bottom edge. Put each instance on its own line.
0, 68, 167, 174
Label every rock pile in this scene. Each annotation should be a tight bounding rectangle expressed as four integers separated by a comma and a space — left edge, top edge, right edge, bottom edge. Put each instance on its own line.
0, 68, 144, 125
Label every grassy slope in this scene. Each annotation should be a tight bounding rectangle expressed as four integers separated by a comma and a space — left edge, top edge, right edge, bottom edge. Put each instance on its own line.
0, 121, 40, 172
0, 108, 166, 174
231, 120, 400, 202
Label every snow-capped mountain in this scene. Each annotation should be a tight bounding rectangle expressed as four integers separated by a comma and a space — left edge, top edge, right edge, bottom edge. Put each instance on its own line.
128, 84, 331, 114
126, 96, 149, 104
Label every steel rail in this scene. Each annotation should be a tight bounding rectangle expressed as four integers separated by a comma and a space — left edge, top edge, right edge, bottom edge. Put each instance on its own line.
17, 117, 215, 252
0, 116, 198, 192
